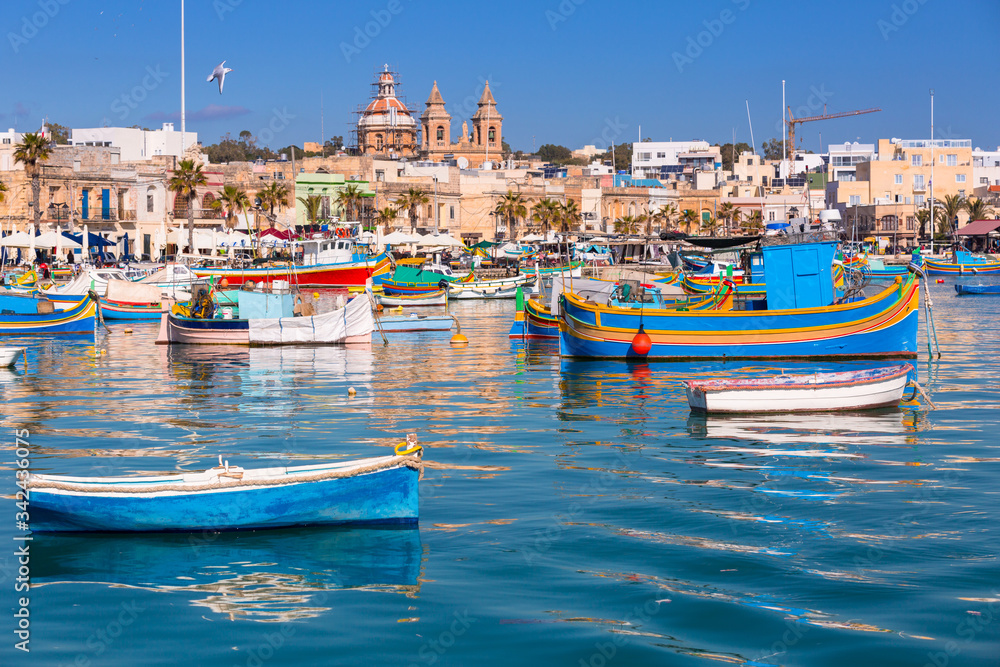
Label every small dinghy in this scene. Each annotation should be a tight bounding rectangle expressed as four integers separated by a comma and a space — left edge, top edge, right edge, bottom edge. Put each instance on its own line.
685, 364, 914, 413
376, 289, 447, 307
1, 346, 25, 367
26, 439, 423, 533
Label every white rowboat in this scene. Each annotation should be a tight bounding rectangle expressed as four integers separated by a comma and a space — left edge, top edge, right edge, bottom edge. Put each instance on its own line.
685, 364, 914, 413
1, 347, 25, 367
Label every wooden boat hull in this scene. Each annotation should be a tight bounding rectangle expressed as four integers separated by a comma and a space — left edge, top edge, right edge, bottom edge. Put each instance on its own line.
100, 299, 162, 320
376, 289, 447, 307
27, 457, 420, 532
1, 346, 25, 366
377, 314, 454, 332
559, 276, 920, 360
685, 364, 913, 413
193, 255, 391, 287
955, 284, 1000, 295
0, 296, 96, 335
923, 258, 1000, 275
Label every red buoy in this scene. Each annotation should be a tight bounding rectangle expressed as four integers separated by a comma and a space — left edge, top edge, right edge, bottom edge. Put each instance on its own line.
631, 326, 652, 355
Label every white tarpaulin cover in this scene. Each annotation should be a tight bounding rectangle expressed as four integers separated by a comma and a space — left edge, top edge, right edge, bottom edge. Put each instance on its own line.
106, 278, 164, 304
549, 276, 617, 317
248, 291, 374, 344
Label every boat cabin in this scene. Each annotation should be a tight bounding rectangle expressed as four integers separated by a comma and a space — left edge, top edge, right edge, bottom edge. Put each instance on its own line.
299, 238, 361, 267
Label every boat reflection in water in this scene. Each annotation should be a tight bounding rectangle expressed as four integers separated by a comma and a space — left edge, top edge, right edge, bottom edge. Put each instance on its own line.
32, 526, 422, 622
685, 409, 913, 447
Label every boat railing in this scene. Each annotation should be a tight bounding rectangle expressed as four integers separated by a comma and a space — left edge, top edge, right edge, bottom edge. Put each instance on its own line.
760, 230, 840, 247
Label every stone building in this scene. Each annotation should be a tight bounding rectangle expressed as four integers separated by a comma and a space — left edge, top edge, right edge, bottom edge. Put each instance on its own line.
419, 81, 503, 168
356, 67, 418, 158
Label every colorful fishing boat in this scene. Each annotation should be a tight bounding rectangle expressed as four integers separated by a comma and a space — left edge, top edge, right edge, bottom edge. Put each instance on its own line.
955, 284, 1000, 295
1, 346, 25, 366
923, 248, 1000, 275
0, 294, 97, 335
376, 289, 447, 307
193, 238, 391, 287
685, 364, 914, 413
378, 263, 474, 295
156, 288, 374, 345
559, 237, 920, 360
26, 440, 423, 532
99, 278, 168, 320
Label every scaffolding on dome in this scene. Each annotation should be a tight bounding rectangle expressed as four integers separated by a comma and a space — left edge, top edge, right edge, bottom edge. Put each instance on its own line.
349, 64, 419, 158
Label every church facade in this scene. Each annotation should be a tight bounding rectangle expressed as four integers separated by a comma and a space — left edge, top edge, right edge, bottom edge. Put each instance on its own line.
419, 80, 503, 168
356, 67, 419, 158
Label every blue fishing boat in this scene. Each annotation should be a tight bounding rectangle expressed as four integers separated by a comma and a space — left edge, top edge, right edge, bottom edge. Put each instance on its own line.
0, 293, 97, 335
955, 284, 1000, 295
924, 248, 1000, 275
559, 235, 920, 360
26, 441, 423, 533
377, 313, 455, 332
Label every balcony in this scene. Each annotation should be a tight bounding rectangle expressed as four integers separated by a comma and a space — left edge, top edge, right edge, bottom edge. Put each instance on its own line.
912, 184, 927, 193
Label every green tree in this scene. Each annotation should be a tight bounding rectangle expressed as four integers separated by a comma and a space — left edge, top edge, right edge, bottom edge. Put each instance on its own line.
297, 194, 322, 225
702, 216, 721, 237
336, 183, 365, 221
394, 187, 430, 232
494, 190, 529, 240
375, 206, 398, 230
46, 122, 70, 144
167, 159, 208, 253
718, 202, 736, 235
14, 132, 52, 230
501, 140, 512, 159
614, 215, 641, 234
210, 184, 251, 231
761, 138, 784, 161
255, 182, 289, 225
595, 143, 633, 172
0, 179, 6, 204
680, 209, 699, 234
717, 142, 752, 171
531, 198, 560, 235
963, 197, 994, 223
557, 200, 581, 233
936, 194, 966, 235
745, 210, 764, 233
537, 144, 573, 164
915, 208, 931, 239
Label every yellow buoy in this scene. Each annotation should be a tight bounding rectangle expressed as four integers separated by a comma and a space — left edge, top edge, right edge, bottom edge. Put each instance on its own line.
123, 329, 133, 335
100, 348, 107, 355
313, 292, 320, 299
450, 333, 469, 346
348, 387, 357, 397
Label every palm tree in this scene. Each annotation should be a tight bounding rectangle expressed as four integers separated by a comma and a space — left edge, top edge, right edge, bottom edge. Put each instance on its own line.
374, 206, 398, 231
745, 210, 764, 234
336, 183, 365, 222
0, 179, 7, 204
702, 216, 721, 237
655, 203, 677, 232
13, 132, 52, 230
394, 187, 429, 233
297, 194, 322, 226
680, 209, 699, 235
915, 208, 931, 239
558, 200, 581, 234
531, 198, 560, 236
718, 202, 735, 236
964, 197, 995, 223
614, 215, 642, 235
210, 184, 251, 231
168, 159, 208, 254
494, 190, 529, 241
256, 182, 289, 221
731, 207, 743, 233
937, 194, 966, 236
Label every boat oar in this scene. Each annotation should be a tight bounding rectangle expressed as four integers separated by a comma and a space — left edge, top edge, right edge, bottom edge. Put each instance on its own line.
367, 291, 389, 346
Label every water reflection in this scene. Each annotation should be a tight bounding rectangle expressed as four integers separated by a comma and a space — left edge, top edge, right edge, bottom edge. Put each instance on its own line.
685, 410, 915, 447
32, 526, 422, 622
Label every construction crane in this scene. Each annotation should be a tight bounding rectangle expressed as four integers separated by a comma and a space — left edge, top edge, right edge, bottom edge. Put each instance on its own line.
786, 107, 881, 162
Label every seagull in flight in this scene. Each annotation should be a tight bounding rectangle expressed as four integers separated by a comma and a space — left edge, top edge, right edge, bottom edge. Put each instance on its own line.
207, 61, 232, 94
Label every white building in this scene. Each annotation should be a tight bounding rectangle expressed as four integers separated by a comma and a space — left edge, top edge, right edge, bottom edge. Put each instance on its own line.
973, 147, 1000, 194
0, 128, 26, 171
826, 141, 876, 182
70, 123, 197, 162
631, 140, 721, 180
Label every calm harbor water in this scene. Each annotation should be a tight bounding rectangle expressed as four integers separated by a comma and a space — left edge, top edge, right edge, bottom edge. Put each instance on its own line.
2, 277, 999, 666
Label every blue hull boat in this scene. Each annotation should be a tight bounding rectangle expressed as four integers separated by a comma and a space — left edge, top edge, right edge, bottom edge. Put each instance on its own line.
27, 444, 423, 533
955, 284, 1000, 295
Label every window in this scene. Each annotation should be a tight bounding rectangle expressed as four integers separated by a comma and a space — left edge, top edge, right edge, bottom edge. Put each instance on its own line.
639, 152, 651, 161
946, 154, 957, 166
449, 206, 455, 220
913, 174, 925, 189
147, 194, 154, 213
915, 195, 925, 205
375, 134, 383, 150
911, 154, 922, 166
849, 195, 861, 206
982, 177, 990, 184
427, 205, 432, 219
375, 170, 385, 182
894, 174, 902, 185
959, 189, 965, 198
895, 194, 902, 203
906, 216, 915, 230
956, 174, 966, 183
882, 216, 897, 231
656, 152, 666, 159
488, 127, 496, 144
768, 211, 775, 221
436, 127, 444, 142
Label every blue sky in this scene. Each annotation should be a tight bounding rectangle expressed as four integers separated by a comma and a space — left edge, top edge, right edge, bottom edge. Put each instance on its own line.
4, 0, 999, 154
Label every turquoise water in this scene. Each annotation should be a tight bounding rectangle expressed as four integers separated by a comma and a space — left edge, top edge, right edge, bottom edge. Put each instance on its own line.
1, 278, 998, 666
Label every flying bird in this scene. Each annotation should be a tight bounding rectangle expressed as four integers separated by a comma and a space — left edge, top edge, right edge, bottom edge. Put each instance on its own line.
207, 61, 232, 94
